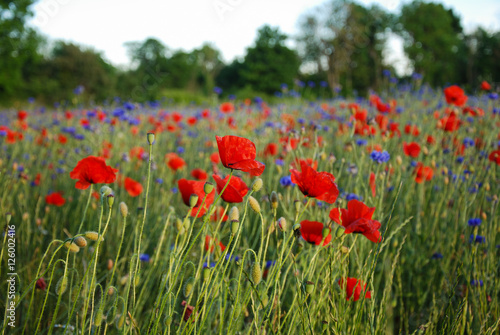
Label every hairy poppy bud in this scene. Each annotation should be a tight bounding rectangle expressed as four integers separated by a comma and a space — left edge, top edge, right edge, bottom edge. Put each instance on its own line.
74, 236, 87, 248
189, 194, 199, 208
259, 289, 269, 308
183, 277, 194, 297
85, 231, 103, 242
119, 202, 128, 217
304, 281, 315, 295
100, 186, 112, 197
251, 262, 262, 285
249, 196, 261, 214
175, 218, 184, 235
106, 306, 117, 325
56, 275, 68, 295
94, 307, 104, 325
107, 259, 113, 270
116, 313, 126, 329
396, 156, 402, 165
164, 315, 173, 326
294, 200, 301, 213
204, 182, 214, 194
64, 241, 80, 253
270, 191, 279, 209
252, 178, 263, 192
147, 132, 155, 145
277, 217, 287, 232
341, 246, 349, 254
231, 220, 239, 235
203, 267, 211, 281
229, 206, 239, 221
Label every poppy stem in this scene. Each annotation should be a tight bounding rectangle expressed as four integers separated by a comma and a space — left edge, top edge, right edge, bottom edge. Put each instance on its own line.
77, 184, 94, 233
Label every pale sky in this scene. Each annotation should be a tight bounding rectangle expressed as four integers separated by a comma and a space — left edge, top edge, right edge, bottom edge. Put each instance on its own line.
28, 0, 500, 74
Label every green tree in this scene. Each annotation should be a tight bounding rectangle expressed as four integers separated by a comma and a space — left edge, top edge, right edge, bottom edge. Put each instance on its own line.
240, 25, 300, 94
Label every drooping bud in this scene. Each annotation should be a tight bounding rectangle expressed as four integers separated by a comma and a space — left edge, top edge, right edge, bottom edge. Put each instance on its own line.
183, 277, 194, 297
147, 132, 155, 145
249, 196, 261, 214
64, 241, 80, 253
252, 178, 263, 192
100, 186, 113, 197
203, 267, 211, 281
119, 202, 128, 217
85, 231, 103, 242
56, 275, 68, 295
251, 262, 262, 285
270, 191, 279, 209
74, 236, 87, 248
229, 206, 239, 221
107, 259, 113, 270
231, 220, 239, 235
276, 217, 287, 232
204, 182, 214, 194
175, 218, 184, 234
189, 194, 199, 208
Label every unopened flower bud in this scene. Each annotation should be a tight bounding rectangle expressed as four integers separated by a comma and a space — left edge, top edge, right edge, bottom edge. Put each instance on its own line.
336, 226, 345, 238
204, 182, 214, 194
85, 231, 103, 242
270, 191, 279, 209
56, 276, 68, 295
100, 186, 112, 197
396, 156, 402, 165
252, 178, 263, 192
119, 202, 128, 217
249, 196, 261, 214
64, 241, 80, 253
203, 267, 211, 281
107, 259, 114, 270
107, 194, 115, 207
183, 277, 194, 297
74, 236, 87, 248
175, 218, 184, 234
341, 246, 349, 254
294, 200, 301, 213
322, 227, 331, 240
277, 217, 287, 232
231, 220, 239, 235
189, 194, 199, 208
229, 206, 239, 221
251, 262, 262, 285
147, 132, 155, 145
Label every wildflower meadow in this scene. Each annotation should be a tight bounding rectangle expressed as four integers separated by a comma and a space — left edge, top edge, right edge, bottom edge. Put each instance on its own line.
1, 82, 500, 334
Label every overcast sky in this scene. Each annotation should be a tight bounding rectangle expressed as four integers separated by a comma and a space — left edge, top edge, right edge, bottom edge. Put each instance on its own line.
28, 0, 500, 74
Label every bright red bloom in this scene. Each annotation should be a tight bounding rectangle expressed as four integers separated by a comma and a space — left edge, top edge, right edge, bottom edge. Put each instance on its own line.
329, 199, 381, 243
481, 81, 491, 91
404, 124, 420, 136
216, 135, 265, 176
264, 143, 278, 156
369, 172, 376, 198
70, 156, 118, 190
210, 152, 220, 164
291, 158, 318, 171
426, 135, 436, 145
403, 142, 421, 158
191, 168, 208, 181
338, 277, 372, 301
414, 164, 433, 183
58, 134, 67, 144
438, 112, 461, 132
18, 110, 28, 121
212, 174, 248, 203
300, 220, 331, 246
177, 179, 216, 217
130, 147, 145, 160
205, 235, 226, 253
444, 85, 468, 107
36, 277, 47, 290
124, 177, 143, 197
181, 301, 196, 322
45, 192, 66, 206
166, 153, 186, 171
220, 102, 234, 113
290, 161, 338, 204
488, 150, 500, 165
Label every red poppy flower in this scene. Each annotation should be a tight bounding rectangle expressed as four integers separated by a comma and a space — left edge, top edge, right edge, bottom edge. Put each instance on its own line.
215, 135, 265, 176
212, 174, 248, 203
124, 177, 143, 197
291, 158, 318, 171
166, 153, 186, 171
177, 179, 216, 217
45, 192, 66, 206
414, 164, 433, 183
210, 152, 220, 164
426, 135, 436, 145
58, 134, 67, 144
300, 220, 331, 246
130, 147, 145, 160
290, 160, 339, 204
338, 277, 372, 301
191, 168, 208, 181
481, 81, 491, 91
329, 199, 381, 243
70, 156, 118, 190
36, 277, 47, 290
205, 235, 226, 253
264, 143, 278, 156
438, 112, 461, 132
18, 110, 28, 121
488, 150, 500, 165
220, 102, 234, 113
403, 142, 421, 158
369, 172, 376, 198
181, 301, 196, 322
444, 85, 468, 107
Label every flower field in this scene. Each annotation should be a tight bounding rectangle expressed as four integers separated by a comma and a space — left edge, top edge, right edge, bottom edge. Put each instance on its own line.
1, 83, 499, 334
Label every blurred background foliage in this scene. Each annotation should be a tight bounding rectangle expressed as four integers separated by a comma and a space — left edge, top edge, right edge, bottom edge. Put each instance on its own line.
1, 0, 500, 105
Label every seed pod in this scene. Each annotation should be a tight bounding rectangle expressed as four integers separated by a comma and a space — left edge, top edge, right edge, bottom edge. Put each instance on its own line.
183, 277, 194, 297
119, 202, 128, 217
204, 182, 214, 194
335, 226, 345, 238
322, 227, 330, 240
231, 220, 239, 235
304, 281, 315, 294
251, 262, 262, 286
56, 276, 68, 295
249, 196, 261, 214
189, 194, 199, 208
73, 236, 87, 248
270, 191, 279, 209
229, 206, 239, 221
64, 241, 80, 253
107, 194, 115, 207
147, 132, 155, 145
252, 178, 263, 192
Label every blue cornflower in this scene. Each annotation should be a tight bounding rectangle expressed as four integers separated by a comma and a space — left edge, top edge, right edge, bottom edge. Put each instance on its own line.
156, 178, 163, 184
467, 218, 481, 227
139, 254, 150, 262
73, 134, 85, 140
471, 279, 483, 287
456, 157, 464, 164
463, 137, 474, 148
431, 252, 443, 259
265, 260, 276, 268
112, 108, 125, 117
171, 187, 178, 194
280, 176, 293, 187
346, 193, 362, 201
275, 159, 284, 166
213, 86, 223, 95
0, 130, 6, 137
370, 150, 390, 164
355, 139, 367, 146
177, 147, 185, 154
469, 234, 485, 243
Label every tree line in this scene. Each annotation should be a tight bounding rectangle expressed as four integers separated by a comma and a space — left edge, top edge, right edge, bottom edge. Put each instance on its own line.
1, 0, 499, 105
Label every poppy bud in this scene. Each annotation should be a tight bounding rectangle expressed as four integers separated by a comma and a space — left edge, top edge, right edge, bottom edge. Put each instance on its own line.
94, 307, 104, 325
229, 206, 239, 221
106, 306, 117, 325
294, 200, 301, 213
396, 156, 402, 165
252, 178, 263, 192
85, 231, 103, 242
304, 281, 315, 295
249, 196, 261, 214
231, 220, 239, 235
277, 217, 287, 232
133, 273, 140, 287
183, 277, 194, 297
147, 132, 155, 145
444, 176, 449, 185
251, 262, 262, 285
270, 191, 279, 209
335, 226, 344, 238
119, 202, 128, 217
189, 194, 199, 208
5, 213, 11, 224
116, 313, 126, 329
203, 267, 211, 281
107, 259, 113, 270
74, 236, 87, 248
64, 241, 80, 253
341, 246, 349, 254
422, 146, 429, 155
482, 212, 487, 220
259, 289, 269, 308
293, 223, 301, 232
484, 182, 490, 191
204, 182, 214, 194
107, 194, 115, 207
322, 227, 330, 240
164, 315, 173, 326
183, 217, 191, 230
175, 218, 184, 234
100, 186, 112, 197
56, 275, 68, 295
